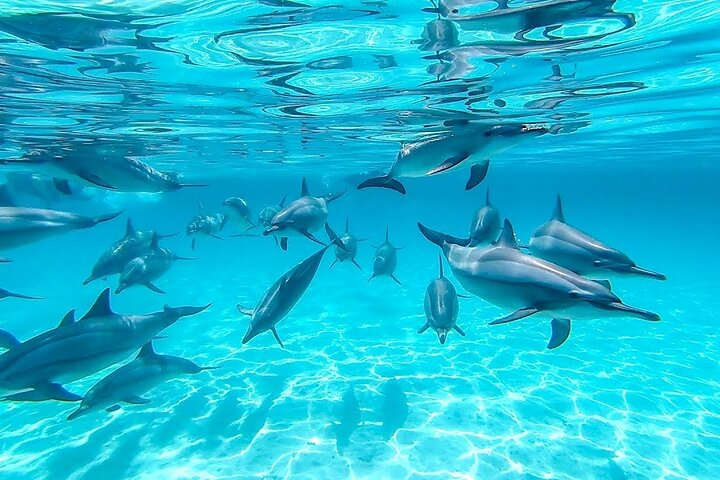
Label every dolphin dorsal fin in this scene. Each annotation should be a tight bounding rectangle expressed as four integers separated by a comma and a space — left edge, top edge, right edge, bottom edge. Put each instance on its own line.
149, 232, 159, 251
438, 253, 444, 278
279, 194, 287, 207
485, 188, 491, 206
81, 288, 115, 320
301, 178, 310, 197
125, 218, 135, 237
552, 194, 565, 222
497, 219, 520, 250
136, 341, 157, 359
0, 184, 17, 207
58, 309, 76, 327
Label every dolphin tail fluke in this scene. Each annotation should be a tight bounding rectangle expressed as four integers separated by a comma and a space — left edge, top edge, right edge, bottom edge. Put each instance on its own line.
357, 176, 406, 195
606, 302, 661, 322
390, 274, 402, 286
465, 159, 490, 190
489, 307, 540, 325
417, 322, 430, 334
547, 318, 571, 349
627, 265, 667, 281
417, 223, 470, 247
0, 288, 43, 300
165, 303, 212, 318
2, 383, 81, 402
90, 210, 123, 227
270, 327, 285, 348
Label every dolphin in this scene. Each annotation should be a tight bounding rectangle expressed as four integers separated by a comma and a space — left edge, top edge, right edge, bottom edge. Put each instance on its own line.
468, 188, 501, 246
116, 234, 194, 294
256, 195, 287, 248
264, 178, 345, 251
84, 218, 175, 285
369, 227, 401, 285
325, 218, 366, 270
332, 384, 361, 455
223, 197, 255, 232
67, 341, 216, 420
186, 201, 228, 251
418, 219, 660, 349
357, 124, 547, 194
0, 288, 42, 301
1, 149, 207, 193
237, 240, 335, 348
529, 195, 667, 281
418, 254, 466, 345
0, 288, 210, 401
0, 187, 121, 250
381, 379, 408, 440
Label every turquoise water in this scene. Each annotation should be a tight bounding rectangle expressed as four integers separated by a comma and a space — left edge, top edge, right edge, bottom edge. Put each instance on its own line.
1, 1, 719, 479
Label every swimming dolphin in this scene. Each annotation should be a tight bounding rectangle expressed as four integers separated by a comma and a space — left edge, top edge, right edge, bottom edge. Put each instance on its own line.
186, 201, 228, 251
0, 187, 121, 250
529, 195, 667, 280
332, 384, 361, 455
223, 197, 255, 232
264, 178, 345, 251
257, 195, 287, 248
381, 379, 408, 440
237, 240, 335, 348
468, 188, 501, 246
84, 218, 176, 285
369, 227, 401, 285
0, 289, 210, 401
0, 288, 42, 301
418, 254, 466, 345
67, 341, 216, 420
116, 234, 195, 294
357, 124, 547, 194
325, 218, 366, 270
418, 219, 660, 349
1, 149, 207, 193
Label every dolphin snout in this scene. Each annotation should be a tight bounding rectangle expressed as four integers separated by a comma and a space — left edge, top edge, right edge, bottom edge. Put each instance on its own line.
241, 327, 259, 345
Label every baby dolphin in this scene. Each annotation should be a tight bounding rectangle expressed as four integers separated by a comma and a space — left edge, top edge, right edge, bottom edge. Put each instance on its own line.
116, 234, 194, 294
357, 123, 547, 194
468, 188, 501, 246
325, 218, 366, 270
237, 237, 336, 348
0, 288, 42, 301
369, 227, 401, 285
67, 341, 216, 420
186, 201, 228, 250
418, 219, 660, 349
264, 178, 345, 251
3, 149, 206, 193
223, 196, 255, 232
529, 195, 666, 280
0, 289, 210, 402
418, 254, 466, 345
84, 218, 175, 285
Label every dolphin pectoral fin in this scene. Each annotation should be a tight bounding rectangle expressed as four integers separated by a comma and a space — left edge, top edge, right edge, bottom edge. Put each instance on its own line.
145, 282, 166, 294
351, 259, 363, 270
280, 237, 288, 251
270, 327, 285, 348
453, 324, 467, 336
417, 323, 430, 334
390, 274, 402, 286
427, 153, 470, 176
303, 231, 327, 247
77, 171, 116, 190
489, 307, 540, 325
3, 383, 82, 402
106, 405, 121, 413
357, 176, 406, 195
53, 178, 72, 195
123, 395, 151, 405
465, 159, 490, 190
417, 223, 471, 247
0, 329, 20, 350
236, 304, 253, 317
547, 318, 571, 349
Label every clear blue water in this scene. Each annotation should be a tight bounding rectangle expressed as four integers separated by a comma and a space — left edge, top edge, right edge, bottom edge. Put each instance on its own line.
1, 1, 719, 479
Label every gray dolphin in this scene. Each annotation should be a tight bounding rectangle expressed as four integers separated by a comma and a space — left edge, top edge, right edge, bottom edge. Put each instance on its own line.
369, 227, 401, 285
116, 234, 195, 294
0, 288, 42, 301
357, 124, 547, 194
84, 218, 176, 285
468, 188, 501, 246
332, 384, 361, 455
67, 341, 216, 420
325, 218, 366, 270
237, 240, 335, 348
186, 201, 228, 251
529, 195, 666, 281
0, 187, 121, 250
418, 219, 660, 349
223, 196, 255, 231
2, 150, 206, 193
0, 289, 210, 401
264, 178, 345, 251
418, 254, 466, 345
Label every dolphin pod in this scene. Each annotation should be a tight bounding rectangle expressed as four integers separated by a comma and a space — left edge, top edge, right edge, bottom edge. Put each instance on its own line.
67, 341, 216, 420
529, 195, 666, 280
0, 289, 210, 402
418, 219, 660, 349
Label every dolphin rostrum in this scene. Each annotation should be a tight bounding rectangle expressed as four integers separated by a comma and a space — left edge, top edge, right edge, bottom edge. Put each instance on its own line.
418, 219, 660, 349
263, 178, 345, 251
529, 195, 667, 280
325, 218, 366, 270
116, 234, 194, 294
357, 124, 547, 194
0, 288, 210, 402
0, 288, 42, 301
418, 254, 466, 345
369, 227, 401, 285
67, 341, 216, 420
237, 236, 337, 348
